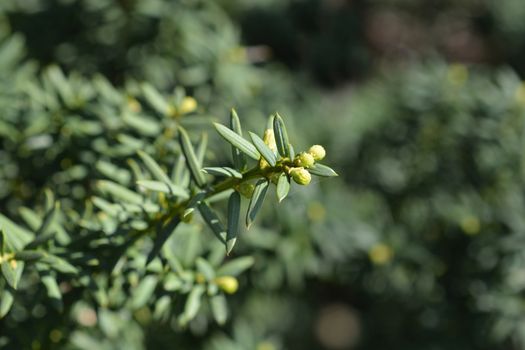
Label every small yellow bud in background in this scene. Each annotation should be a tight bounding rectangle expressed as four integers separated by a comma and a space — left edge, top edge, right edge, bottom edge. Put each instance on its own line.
238, 183, 255, 198
195, 273, 206, 284
256, 342, 277, 350
214, 276, 239, 294
460, 215, 480, 235
308, 145, 326, 161
447, 63, 468, 86
263, 129, 277, 152
294, 152, 315, 168
127, 97, 142, 113
10, 259, 17, 269
49, 329, 63, 343
289, 167, 311, 186
368, 243, 393, 265
179, 96, 197, 115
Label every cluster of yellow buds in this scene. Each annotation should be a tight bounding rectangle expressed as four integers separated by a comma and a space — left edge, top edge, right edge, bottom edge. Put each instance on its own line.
288, 145, 326, 186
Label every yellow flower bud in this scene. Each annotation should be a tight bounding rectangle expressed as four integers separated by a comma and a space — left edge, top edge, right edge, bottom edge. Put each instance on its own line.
263, 129, 277, 152
308, 145, 326, 161
256, 342, 277, 350
369, 243, 393, 265
289, 167, 311, 186
294, 152, 315, 168
259, 130, 277, 170
447, 64, 468, 86
179, 96, 197, 115
238, 183, 255, 198
214, 276, 239, 294
460, 215, 480, 235
127, 97, 142, 113
259, 158, 270, 170
181, 211, 194, 223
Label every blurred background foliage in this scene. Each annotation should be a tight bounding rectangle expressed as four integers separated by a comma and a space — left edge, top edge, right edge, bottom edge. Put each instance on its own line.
1, 0, 525, 349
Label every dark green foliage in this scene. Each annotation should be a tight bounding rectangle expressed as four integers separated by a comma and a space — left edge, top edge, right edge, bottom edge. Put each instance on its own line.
319, 61, 525, 349
0, 3, 337, 347
2, 1, 525, 349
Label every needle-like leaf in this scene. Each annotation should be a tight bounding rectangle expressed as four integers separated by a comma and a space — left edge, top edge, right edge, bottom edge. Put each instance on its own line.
226, 191, 241, 254
246, 179, 269, 229
214, 123, 260, 160
249, 132, 277, 167
178, 126, 206, 187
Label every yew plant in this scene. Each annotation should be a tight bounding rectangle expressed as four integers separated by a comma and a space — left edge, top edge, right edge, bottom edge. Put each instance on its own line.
0, 61, 336, 345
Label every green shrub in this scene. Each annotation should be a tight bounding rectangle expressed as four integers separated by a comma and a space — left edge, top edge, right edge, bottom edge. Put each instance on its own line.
0, 8, 339, 348
3, 1, 525, 349
316, 61, 525, 349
